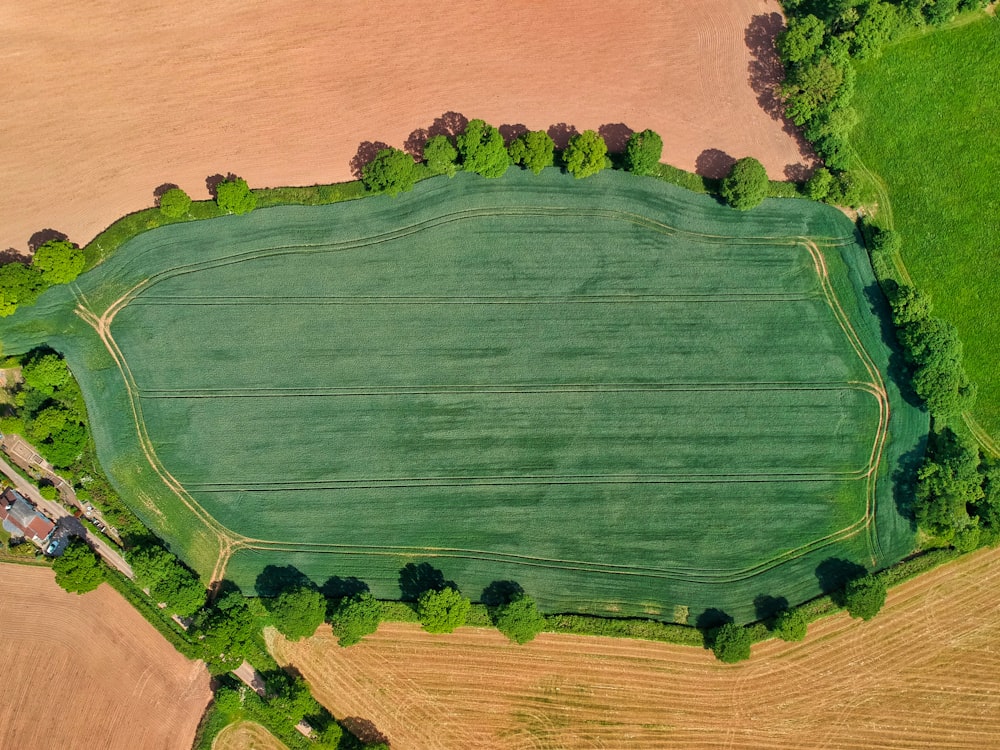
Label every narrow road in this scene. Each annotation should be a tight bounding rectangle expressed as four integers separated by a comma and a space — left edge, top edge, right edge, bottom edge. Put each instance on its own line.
0, 455, 133, 579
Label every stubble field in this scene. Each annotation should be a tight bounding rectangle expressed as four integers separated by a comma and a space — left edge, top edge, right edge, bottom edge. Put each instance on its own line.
0, 564, 211, 750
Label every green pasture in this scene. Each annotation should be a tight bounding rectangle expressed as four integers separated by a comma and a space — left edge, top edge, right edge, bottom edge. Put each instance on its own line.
0, 169, 925, 622
851, 14, 1000, 433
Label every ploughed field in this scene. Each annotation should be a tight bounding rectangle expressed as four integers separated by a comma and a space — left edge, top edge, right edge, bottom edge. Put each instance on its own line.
1, 170, 925, 621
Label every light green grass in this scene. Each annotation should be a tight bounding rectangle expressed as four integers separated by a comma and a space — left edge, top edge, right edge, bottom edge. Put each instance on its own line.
851, 14, 1000, 433
0, 169, 925, 622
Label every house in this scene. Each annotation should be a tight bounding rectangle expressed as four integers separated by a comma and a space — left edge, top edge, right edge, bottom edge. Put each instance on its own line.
0, 488, 55, 547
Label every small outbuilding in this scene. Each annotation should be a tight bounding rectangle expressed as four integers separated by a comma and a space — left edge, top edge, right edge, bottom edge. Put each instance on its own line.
0, 487, 55, 547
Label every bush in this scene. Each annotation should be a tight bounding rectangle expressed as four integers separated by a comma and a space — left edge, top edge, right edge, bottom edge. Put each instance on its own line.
623, 129, 664, 176
416, 586, 471, 634
720, 157, 769, 210
361, 147, 420, 196
32, 239, 84, 285
493, 593, 546, 644
773, 608, 808, 642
563, 130, 608, 179
805, 167, 834, 201
711, 622, 753, 663
330, 591, 381, 646
216, 177, 257, 215
159, 188, 192, 218
843, 574, 886, 620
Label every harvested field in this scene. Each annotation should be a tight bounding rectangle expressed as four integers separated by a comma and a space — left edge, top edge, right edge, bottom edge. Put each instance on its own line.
0, 564, 211, 750
212, 722, 288, 750
270, 545, 1000, 750
0, 0, 809, 254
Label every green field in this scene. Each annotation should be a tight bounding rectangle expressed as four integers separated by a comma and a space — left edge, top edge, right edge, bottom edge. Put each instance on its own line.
851, 13, 1000, 436
0, 169, 925, 622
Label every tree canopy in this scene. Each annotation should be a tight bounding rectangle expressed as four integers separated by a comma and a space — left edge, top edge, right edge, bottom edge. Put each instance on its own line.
843, 574, 886, 620
720, 157, 769, 210
423, 135, 459, 177
32, 239, 84, 285
128, 542, 205, 618
215, 177, 257, 215
623, 129, 664, 176
456, 119, 510, 179
361, 147, 421, 196
21, 352, 72, 395
0, 262, 46, 317
330, 591, 381, 646
777, 14, 826, 64
562, 130, 608, 179
773, 608, 808, 642
493, 592, 546, 644
159, 187, 192, 218
711, 622, 753, 662
508, 130, 555, 175
267, 585, 327, 641
416, 586, 471, 634
53, 538, 104, 594
915, 427, 984, 543
195, 590, 258, 669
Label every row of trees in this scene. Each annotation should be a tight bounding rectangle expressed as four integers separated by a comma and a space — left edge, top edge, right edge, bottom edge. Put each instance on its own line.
0, 238, 85, 318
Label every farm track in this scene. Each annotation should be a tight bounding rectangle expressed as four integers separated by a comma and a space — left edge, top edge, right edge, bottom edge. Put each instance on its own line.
269, 545, 1000, 750
71, 205, 887, 588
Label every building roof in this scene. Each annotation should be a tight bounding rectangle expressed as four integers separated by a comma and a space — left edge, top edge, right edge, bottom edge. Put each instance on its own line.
0, 488, 55, 542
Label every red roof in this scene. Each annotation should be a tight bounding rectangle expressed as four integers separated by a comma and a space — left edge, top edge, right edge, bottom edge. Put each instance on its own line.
0, 488, 55, 541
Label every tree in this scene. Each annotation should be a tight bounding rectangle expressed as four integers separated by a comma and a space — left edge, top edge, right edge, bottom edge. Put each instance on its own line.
32, 239, 84, 285
493, 592, 546, 644
915, 427, 984, 541
782, 52, 855, 126
843, 574, 886, 620
216, 177, 257, 215
456, 119, 510, 178
268, 585, 327, 641
159, 188, 192, 218
53, 538, 104, 594
264, 670, 321, 724
563, 130, 608, 179
128, 543, 206, 618
361, 147, 420, 196
423, 135, 459, 177
330, 591, 381, 646
508, 130, 555, 175
711, 622, 753, 662
851, 1, 900, 58
0, 262, 46, 316
21, 353, 72, 395
195, 589, 258, 669
773, 608, 809, 641
777, 14, 826, 64
805, 167, 834, 201
622, 129, 663, 176
720, 157, 769, 210
417, 586, 471, 634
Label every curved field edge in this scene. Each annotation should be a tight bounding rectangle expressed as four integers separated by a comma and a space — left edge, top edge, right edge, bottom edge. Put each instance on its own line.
0, 170, 926, 621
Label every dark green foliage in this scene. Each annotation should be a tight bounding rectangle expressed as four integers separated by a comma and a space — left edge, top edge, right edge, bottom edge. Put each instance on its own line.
974, 459, 1000, 546
720, 157, 769, 210
32, 239, 84, 285
842, 574, 886, 620
53, 537, 104, 594
361, 147, 420, 196
915, 427, 984, 542
128, 542, 206, 617
562, 130, 608, 179
773, 608, 809, 641
623, 129, 664, 176
423, 135, 459, 177
711, 622, 753, 662
267, 585, 327, 641
493, 593, 546, 644
416, 586, 471, 633
508, 130, 555, 175
0, 262, 46, 317
777, 14, 827, 63
544, 614, 705, 646
21, 352, 71, 395
851, 2, 900, 58
330, 591, 381, 646
216, 177, 257, 215
159, 188, 192, 218
805, 167, 834, 201
456, 119, 510, 178
264, 670, 321, 724
870, 227, 901, 258
782, 51, 855, 126
195, 590, 259, 669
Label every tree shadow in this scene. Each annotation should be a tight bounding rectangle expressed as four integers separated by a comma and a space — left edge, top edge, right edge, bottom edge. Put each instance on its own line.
341, 717, 390, 746
862, 281, 921, 409
598, 122, 635, 153
695, 148, 737, 180
426, 111, 469, 139
254, 564, 311, 597
398, 562, 455, 601
546, 122, 579, 150
695, 608, 733, 648
349, 141, 391, 179
27, 228, 69, 253
480, 580, 524, 607
0, 247, 29, 264
153, 182, 180, 204
320, 575, 369, 601
403, 128, 430, 159
204, 173, 239, 199
210, 578, 243, 602
784, 163, 812, 182
753, 594, 789, 624
498, 123, 529, 146
893, 440, 927, 526
815, 558, 867, 603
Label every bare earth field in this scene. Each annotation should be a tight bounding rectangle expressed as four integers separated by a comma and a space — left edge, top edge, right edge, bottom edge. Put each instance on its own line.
270, 546, 1000, 750
212, 722, 289, 750
1, 0, 807, 254
0, 564, 211, 750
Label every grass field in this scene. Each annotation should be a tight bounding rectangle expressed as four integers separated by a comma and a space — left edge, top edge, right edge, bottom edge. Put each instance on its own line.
851, 13, 1000, 436
0, 169, 925, 622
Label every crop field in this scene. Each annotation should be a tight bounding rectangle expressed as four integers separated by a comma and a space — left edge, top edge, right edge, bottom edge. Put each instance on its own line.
851, 14, 1000, 438
269, 544, 1000, 750
0, 170, 924, 621
212, 722, 288, 750
0, 564, 210, 749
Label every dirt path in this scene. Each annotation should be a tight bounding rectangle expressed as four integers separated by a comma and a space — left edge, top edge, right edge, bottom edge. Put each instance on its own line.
270, 545, 1000, 750
1, 0, 808, 255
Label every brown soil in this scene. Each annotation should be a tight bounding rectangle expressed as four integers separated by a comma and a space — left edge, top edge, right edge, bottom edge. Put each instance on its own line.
0, 564, 211, 749
213, 721, 289, 750
270, 546, 1000, 750
2, 0, 808, 255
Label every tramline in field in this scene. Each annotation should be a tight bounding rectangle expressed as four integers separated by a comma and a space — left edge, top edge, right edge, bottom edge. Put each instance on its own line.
1, 169, 925, 622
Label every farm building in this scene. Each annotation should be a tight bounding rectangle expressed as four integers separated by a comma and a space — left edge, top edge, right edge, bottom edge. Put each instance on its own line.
0, 488, 55, 547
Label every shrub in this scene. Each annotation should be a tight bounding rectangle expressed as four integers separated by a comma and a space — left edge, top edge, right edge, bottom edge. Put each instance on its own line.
416, 586, 471, 634
843, 574, 886, 620
773, 608, 809, 641
623, 129, 664, 176
493, 593, 546, 644
711, 622, 753, 663
563, 130, 608, 179
216, 177, 257, 215
805, 167, 834, 201
159, 188, 192, 218
330, 591, 381, 646
720, 157, 769, 210
32, 239, 84, 285
361, 147, 420, 196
